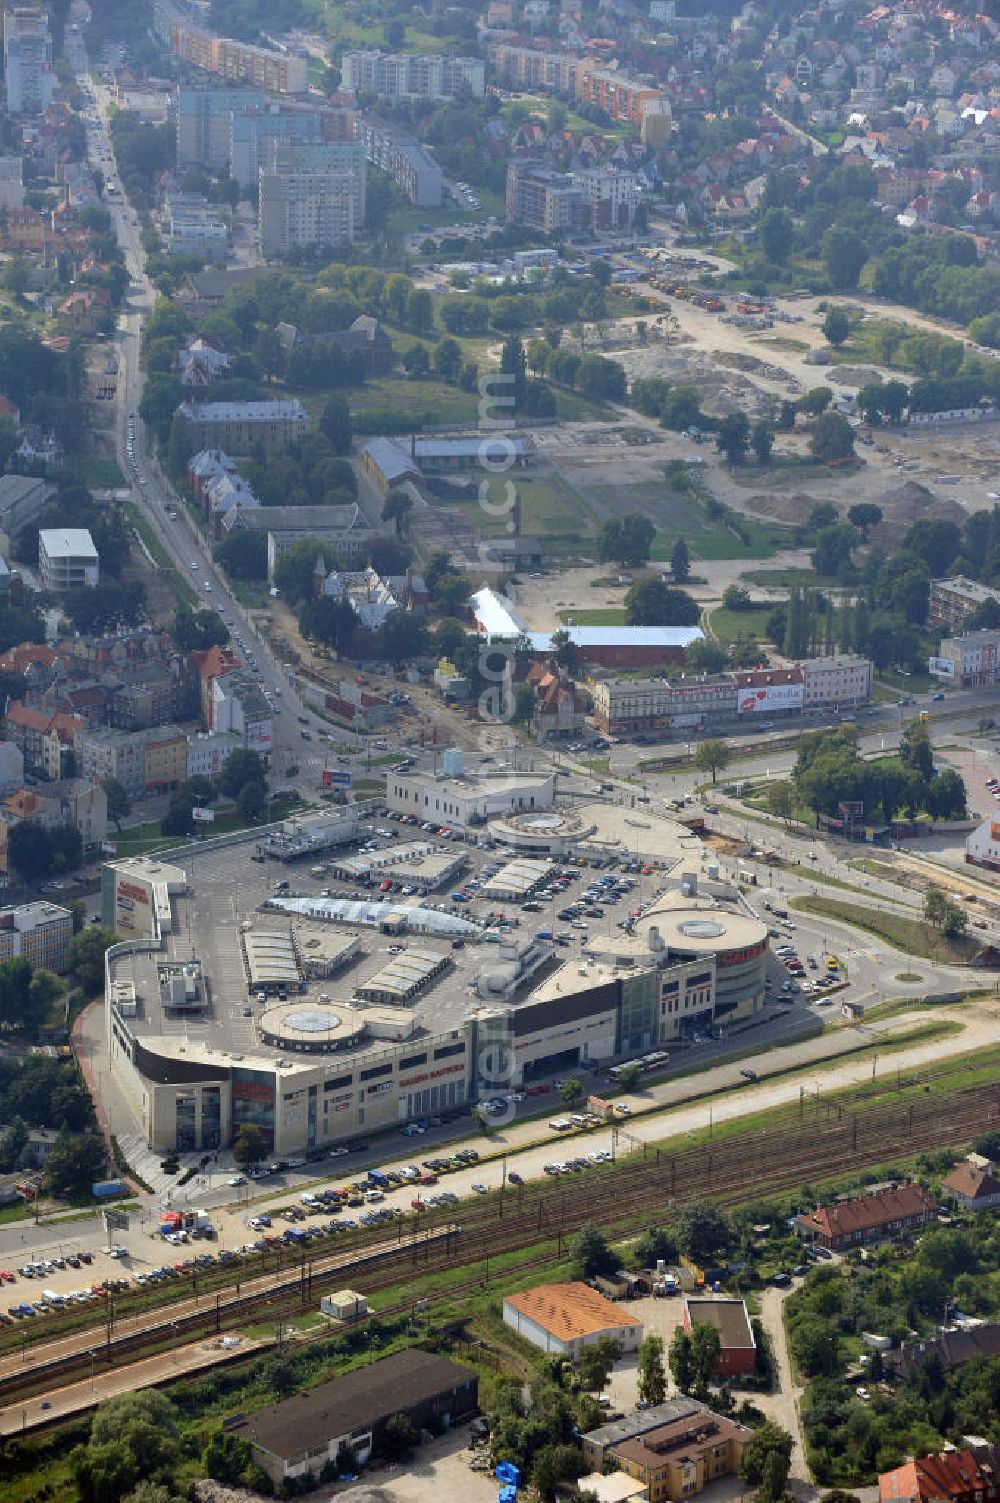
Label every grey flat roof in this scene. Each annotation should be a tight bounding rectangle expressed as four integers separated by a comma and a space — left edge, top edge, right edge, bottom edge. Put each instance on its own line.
584, 1397, 705, 1451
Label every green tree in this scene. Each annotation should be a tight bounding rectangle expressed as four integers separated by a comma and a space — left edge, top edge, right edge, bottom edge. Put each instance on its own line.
381, 1412, 417, 1461
900, 717, 934, 782
549, 627, 579, 671
402, 343, 430, 379
670, 537, 691, 582
513, 684, 537, 728
811, 522, 858, 580
766, 781, 795, 823
102, 777, 132, 832
759, 206, 794, 264
822, 226, 867, 289
172, 607, 228, 653
694, 739, 731, 785
635, 1224, 679, 1268
846, 503, 882, 538
67, 928, 117, 993
614, 1061, 642, 1093
382, 489, 413, 536
558, 1076, 583, 1106
233, 1123, 267, 1173
571, 1224, 618, 1280
668, 1327, 694, 1391
43, 1124, 106, 1197
578, 1335, 621, 1392
751, 420, 774, 463
74, 1391, 181, 1503
500, 334, 528, 411
219, 749, 266, 799
215, 530, 267, 581
679, 1199, 731, 1260
319, 396, 352, 455
798, 386, 833, 417
0, 1114, 28, 1171
810, 411, 855, 463
822, 307, 851, 347
690, 1320, 722, 1392
686, 639, 729, 674
625, 578, 700, 626
759, 1447, 791, 1503
637, 1333, 667, 1406
404, 287, 433, 331
600, 513, 656, 568
716, 411, 750, 465
237, 781, 267, 823
273, 536, 337, 604
7, 820, 54, 883
433, 337, 462, 384
741, 1422, 794, 1490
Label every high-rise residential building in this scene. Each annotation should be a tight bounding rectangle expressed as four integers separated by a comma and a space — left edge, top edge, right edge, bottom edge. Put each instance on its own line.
258, 140, 365, 258
176, 86, 265, 171
506, 160, 638, 232
229, 105, 325, 189
340, 49, 485, 100
506, 160, 580, 232
4, 6, 54, 116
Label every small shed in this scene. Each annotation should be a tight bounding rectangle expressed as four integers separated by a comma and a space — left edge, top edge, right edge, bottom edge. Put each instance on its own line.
320, 1289, 369, 1322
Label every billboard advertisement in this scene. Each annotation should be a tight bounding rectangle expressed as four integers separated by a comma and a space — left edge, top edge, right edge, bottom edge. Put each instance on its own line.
323, 769, 352, 787
928, 656, 956, 678
192, 806, 215, 823
737, 682, 804, 715
101, 840, 118, 856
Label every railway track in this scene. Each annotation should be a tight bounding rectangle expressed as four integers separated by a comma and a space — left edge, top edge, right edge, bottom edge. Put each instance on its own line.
1, 1079, 994, 1412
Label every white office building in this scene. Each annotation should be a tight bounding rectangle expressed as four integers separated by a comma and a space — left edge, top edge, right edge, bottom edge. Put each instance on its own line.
38, 529, 99, 591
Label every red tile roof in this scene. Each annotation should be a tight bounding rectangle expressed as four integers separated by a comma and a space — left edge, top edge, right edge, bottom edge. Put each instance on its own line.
797, 1183, 938, 1242
880, 1447, 1000, 1503
941, 1159, 1000, 1203
504, 1282, 642, 1342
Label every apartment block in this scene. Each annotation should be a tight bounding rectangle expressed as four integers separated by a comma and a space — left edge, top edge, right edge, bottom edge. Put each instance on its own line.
0, 901, 72, 972
801, 655, 873, 708
3, 6, 54, 116
177, 399, 308, 455
176, 86, 265, 171
490, 42, 585, 94
340, 50, 484, 100
76, 724, 187, 799
38, 530, 99, 592
258, 139, 365, 257
506, 160, 579, 232
357, 120, 442, 207
506, 159, 638, 231
928, 575, 1000, 632
577, 65, 665, 126
165, 16, 308, 94
229, 105, 326, 189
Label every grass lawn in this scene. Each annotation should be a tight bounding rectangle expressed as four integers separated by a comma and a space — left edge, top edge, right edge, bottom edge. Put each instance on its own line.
79, 454, 126, 489
789, 893, 980, 963
709, 603, 773, 643
433, 471, 599, 552
742, 568, 841, 590
583, 480, 792, 562
558, 606, 626, 626
352, 374, 483, 429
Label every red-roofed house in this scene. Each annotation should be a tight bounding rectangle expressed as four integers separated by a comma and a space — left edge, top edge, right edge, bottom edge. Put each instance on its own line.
4, 702, 56, 773
796, 1183, 938, 1251
941, 1156, 1000, 1212
879, 1446, 1000, 1503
